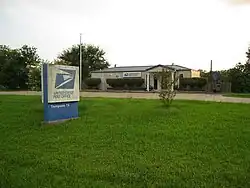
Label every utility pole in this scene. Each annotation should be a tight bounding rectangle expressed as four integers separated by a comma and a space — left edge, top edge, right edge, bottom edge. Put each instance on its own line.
210, 60, 213, 92
79, 33, 82, 91
210, 60, 212, 72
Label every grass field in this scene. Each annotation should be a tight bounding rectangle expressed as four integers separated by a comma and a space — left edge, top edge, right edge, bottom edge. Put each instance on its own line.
1, 96, 250, 187
223, 93, 250, 98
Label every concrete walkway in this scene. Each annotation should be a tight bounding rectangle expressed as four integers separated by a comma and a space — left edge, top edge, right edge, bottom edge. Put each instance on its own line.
1, 91, 250, 104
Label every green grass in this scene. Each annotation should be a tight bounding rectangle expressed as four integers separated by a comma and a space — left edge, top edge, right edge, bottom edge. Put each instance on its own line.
223, 93, 250, 98
1, 96, 250, 187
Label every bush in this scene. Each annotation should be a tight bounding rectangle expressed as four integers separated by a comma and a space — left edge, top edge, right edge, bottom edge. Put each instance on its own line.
27, 66, 41, 91
84, 78, 101, 89
0, 85, 6, 91
106, 78, 144, 89
106, 79, 124, 88
126, 79, 144, 87
179, 78, 207, 91
154, 69, 177, 106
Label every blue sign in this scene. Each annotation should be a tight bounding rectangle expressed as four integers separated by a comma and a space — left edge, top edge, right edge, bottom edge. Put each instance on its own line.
212, 71, 221, 81
42, 64, 80, 123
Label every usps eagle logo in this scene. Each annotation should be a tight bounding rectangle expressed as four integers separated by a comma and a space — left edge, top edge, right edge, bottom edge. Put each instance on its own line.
55, 68, 76, 89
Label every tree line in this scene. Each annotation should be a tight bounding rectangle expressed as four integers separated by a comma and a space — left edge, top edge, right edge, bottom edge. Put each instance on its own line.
1, 43, 250, 93
199, 47, 250, 93
0, 44, 110, 91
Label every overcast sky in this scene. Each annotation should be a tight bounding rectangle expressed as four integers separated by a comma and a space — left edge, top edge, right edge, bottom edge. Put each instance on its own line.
1, 0, 250, 70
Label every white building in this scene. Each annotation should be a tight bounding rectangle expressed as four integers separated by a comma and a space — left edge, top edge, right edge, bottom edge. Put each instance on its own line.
91, 64, 200, 91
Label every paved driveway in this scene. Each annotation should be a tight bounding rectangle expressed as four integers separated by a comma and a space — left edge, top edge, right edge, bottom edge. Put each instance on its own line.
1, 91, 250, 104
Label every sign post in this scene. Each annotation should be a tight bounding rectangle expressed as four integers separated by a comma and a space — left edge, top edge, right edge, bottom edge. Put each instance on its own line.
42, 64, 80, 123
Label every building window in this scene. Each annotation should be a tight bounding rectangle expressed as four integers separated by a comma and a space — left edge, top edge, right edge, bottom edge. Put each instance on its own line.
179, 74, 184, 78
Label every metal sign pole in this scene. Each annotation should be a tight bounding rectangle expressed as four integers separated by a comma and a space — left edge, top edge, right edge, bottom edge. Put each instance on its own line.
210, 60, 213, 92
79, 33, 82, 91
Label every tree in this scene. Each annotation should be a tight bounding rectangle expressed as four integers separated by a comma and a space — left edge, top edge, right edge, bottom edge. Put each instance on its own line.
0, 45, 42, 90
246, 47, 250, 71
215, 47, 250, 93
227, 62, 250, 93
199, 69, 209, 78
18, 45, 41, 89
227, 46, 250, 93
0, 46, 23, 89
27, 65, 41, 91
154, 69, 177, 106
57, 44, 110, 79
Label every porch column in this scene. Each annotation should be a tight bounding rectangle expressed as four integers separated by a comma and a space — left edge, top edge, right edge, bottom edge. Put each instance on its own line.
146, 72, 150, 91
171, 72, 174, 91
158, 76, 161, 91
100, 72, 107, 91
177, 75, 180, 89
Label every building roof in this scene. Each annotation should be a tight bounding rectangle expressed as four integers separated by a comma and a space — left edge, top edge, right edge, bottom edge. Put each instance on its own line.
166, 64, 191, 71
92, 64, 191, 73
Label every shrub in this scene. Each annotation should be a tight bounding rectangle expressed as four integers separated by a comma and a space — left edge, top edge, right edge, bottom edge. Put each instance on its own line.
84, 78, 101, 89
106, 79, 125, 88
27, 66, 41, 91
106, 78, 144, 89
179, 78, 207, 90
154, 69, 177, 107
125, 79, 144, 87
0, 85, 6, 91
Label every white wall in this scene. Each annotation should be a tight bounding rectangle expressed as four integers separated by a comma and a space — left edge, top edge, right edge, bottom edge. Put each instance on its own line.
176, 70, 191, 78
191, 70, 201, 77
91, 68, 177, 91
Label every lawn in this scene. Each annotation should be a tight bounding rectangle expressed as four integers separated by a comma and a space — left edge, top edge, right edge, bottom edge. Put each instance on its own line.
223, 93, 250, 98
0, 96, 250, 188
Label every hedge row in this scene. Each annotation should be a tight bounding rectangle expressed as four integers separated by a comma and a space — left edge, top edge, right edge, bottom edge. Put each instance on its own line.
84, 78, 207, 91
84, 78, 101, 89
84, 78, 145, 89
106, 78, 144, 88
0, 85, 6, 91
179, 78, 207, 90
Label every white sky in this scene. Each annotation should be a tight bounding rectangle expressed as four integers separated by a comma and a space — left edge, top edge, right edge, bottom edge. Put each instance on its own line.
1, 0, 250, 71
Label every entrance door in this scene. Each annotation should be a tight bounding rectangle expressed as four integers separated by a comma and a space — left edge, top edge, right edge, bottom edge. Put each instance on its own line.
154, 78, 158, 90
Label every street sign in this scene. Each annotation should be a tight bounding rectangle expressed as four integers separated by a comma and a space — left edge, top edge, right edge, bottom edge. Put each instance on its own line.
42, 64, 80, 123
212, 71, 220, 81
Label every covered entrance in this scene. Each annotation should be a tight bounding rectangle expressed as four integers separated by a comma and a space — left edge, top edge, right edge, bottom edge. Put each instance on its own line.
145, 65, 175, 92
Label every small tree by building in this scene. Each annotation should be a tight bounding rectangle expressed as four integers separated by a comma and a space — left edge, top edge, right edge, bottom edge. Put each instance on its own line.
154, 69, 177, 107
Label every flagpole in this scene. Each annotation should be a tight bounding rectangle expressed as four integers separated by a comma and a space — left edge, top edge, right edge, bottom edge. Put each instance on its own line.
79, 33, 82, 91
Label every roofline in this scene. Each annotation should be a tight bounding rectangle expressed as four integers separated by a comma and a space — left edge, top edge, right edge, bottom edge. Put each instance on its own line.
167, 64, 191, 70
91, 65, 153, 73
177, 68, 191, 71
145, 64, 175, 71
91, 70, 147, 73
91, 64, 194, 73
110, 65, 153, 68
